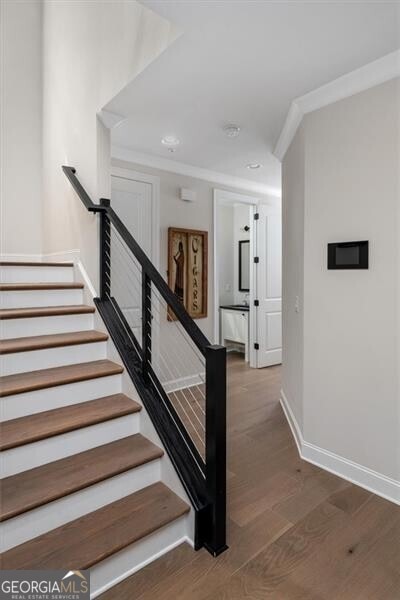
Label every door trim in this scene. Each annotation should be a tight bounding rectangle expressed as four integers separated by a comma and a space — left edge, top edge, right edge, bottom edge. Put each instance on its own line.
213, 189, 258, 368
111, 166, 160, 270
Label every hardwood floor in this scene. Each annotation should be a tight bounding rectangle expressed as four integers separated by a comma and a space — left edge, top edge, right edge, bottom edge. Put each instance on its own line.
100, 353, 400, 599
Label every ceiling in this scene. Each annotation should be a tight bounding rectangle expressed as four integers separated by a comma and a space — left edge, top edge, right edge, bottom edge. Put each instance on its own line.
109, 0, 399, 194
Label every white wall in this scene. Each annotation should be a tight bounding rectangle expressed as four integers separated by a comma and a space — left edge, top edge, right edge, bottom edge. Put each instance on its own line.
41, 0, 177, 289
0, 0, 43, 256
282, 79, 400, 490
282, 123, 305, 430
111, 158, 268, 344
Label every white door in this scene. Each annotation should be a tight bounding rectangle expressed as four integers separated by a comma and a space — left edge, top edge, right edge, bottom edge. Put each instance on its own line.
255, 204, 282, 367
111, 175, 153, 258
110, 171, 159, 344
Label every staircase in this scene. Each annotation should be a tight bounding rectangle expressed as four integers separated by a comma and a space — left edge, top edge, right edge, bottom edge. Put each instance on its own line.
0, 261, 190, 596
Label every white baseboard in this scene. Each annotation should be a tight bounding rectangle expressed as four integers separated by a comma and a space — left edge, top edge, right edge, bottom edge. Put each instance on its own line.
280, 389, 400, 506
0, 253, 43, 262
76, 259, 98, 302
279, 389, 302, 455
91, 520, 190, 598
43, 249, 81, 263
0, 250, 80, 263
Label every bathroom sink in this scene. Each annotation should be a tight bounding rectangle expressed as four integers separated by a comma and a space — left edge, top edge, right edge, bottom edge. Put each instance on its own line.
220, 304, 249, 311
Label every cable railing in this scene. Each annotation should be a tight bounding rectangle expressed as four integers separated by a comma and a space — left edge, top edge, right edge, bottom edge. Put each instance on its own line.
62, 165, 227, 556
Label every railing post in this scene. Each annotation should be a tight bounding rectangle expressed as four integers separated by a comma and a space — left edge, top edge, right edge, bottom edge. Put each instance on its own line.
99, 198, 111, 300
142, 272, 152, 383
205, 344, 227, 556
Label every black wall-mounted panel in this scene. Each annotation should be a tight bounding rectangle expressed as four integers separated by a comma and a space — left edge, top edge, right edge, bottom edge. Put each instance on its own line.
328, 241, 369, 270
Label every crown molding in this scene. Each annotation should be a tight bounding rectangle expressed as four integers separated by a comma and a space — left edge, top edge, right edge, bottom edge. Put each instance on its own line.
98, 109, 126, 129
111, 145, 281, 198
274, 49, 400, 161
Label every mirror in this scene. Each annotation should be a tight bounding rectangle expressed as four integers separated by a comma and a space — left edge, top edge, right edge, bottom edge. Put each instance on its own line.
239, 240, 250, 291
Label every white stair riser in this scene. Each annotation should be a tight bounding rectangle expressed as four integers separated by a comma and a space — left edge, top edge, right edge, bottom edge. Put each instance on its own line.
1, 461, 161, 551
1, 374, 122, 421
0, 313, 94, 339
2, 342, 108, 375
1, 414, 139, 477
0, 266, 74, 284
91, 518, 189, 599
1, 289, 83, 309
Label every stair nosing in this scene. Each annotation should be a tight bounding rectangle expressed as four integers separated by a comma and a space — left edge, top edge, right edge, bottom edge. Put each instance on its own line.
0, 394, 141, 451
0, 330, 109, 355
0, 360, 124, 397
0, 305, 95, 319
0, 435, 164, 521
1, 482, 189, 570
0, 283, 84, 291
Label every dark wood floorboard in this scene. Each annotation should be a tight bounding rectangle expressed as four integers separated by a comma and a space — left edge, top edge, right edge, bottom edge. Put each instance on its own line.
100, 353, 400, 599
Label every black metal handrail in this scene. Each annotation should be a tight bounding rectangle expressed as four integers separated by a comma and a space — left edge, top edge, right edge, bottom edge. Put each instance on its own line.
62, 166, 107, 213
62, 165, 227, 556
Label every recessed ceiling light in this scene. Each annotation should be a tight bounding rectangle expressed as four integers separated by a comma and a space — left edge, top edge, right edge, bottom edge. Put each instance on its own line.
246, 163, 262, 170
161, 135, 180, 147
223, 124, 241, 138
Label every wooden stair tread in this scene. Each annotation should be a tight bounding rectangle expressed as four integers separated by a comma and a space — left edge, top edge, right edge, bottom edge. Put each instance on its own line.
0, 330, 108, 355
0, 394, 141, 451
1, 434, 162, 521
0, 282, 83, 291
0, 305, 95, 319
0, 261, 73, 267
2, 482, 189, 569
0, 360, 123, 397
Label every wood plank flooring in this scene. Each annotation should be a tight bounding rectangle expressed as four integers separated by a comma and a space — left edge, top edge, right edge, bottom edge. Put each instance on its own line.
100, 353, 400, 599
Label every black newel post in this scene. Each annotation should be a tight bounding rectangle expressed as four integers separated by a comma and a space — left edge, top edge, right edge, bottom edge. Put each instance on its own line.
205, 344, 228, 556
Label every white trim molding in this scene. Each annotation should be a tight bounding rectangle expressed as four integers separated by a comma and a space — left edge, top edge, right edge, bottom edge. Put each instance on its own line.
0, 250, 81, 264
98, 109, 126, 129
274, 49, 400, 161
213, 189, 258, 368
280, 389, 400, 506
112, 145, 281, 198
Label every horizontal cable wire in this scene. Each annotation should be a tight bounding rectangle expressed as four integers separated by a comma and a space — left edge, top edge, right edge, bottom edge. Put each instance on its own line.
109, 223, 206, 450
147, 329, 206, 428
145, 304, 206, 412
147, 369, 206, 471
155, 349, 205, 449
112, 224, 206, 362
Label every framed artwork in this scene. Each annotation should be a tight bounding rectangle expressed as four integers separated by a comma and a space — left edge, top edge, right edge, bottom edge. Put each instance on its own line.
168, 227, 208, 319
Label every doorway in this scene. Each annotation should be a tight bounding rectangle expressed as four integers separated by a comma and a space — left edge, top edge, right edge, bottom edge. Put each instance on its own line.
110, 166, 160, 344
213, 189, 282, 369
111, 167, 160, 268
